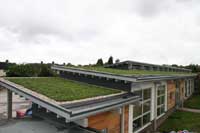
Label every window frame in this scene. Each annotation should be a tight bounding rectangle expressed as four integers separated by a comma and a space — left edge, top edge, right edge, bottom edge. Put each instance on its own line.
156, 85, 166, 118
132, 88, 152, 132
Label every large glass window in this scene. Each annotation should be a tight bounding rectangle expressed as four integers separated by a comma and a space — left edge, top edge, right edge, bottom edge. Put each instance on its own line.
133, 88, 151, 132
157, 85, 166, 117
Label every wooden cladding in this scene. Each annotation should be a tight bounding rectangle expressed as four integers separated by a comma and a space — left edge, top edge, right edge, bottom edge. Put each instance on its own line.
88, 106, 129, 133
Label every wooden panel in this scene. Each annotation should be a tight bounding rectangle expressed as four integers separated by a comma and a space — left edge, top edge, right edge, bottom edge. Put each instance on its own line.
88, 105, 129, 133
88, 110, 120, 133
124, 106, 129, 133
167, 80, 176, 109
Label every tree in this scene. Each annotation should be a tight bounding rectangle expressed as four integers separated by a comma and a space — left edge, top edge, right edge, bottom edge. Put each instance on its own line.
115, 59, 120, 63
96, 58, 104, 66
107, 56, 113, 65
5, 60, 9, 63
66, 63, 74, 67
52, 61, 55, 65
6, 63, 55, 77
172, 64, 178, 67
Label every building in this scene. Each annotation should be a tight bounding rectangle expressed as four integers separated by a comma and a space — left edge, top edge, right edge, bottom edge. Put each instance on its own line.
105, 60, 191, 73
0, 61, 196, 133
0, 69, 6, 77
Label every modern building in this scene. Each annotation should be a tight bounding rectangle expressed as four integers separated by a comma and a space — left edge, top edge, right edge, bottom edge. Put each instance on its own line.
105, 60, 192, 73
0, 61, 196, 133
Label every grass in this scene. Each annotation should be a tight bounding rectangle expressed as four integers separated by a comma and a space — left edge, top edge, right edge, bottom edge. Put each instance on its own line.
6, 77, 120, 102
67, 66, 194, 76
159, 111, 200, 132
184, 94, 200, 109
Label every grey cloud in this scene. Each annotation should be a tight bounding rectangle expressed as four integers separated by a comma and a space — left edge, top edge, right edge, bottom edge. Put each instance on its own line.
0, 0, 200, 65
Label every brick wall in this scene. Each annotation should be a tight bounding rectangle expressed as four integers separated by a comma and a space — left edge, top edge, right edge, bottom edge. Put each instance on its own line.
167, 80, 176, 109
88, 106, 129, 133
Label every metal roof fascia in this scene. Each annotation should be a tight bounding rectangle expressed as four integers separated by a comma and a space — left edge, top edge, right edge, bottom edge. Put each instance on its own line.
135, 75, 196, 82
51, 66, 137, 82
69, 96, 140, 121
70, 95, 140, 115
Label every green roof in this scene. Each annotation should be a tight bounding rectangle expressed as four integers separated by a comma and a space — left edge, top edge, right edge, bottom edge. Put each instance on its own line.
7, 77, 120, 102
68, 66, 195, 76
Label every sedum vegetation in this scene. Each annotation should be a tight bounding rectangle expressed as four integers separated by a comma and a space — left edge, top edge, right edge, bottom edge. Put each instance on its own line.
67, 66, 194, 76
7, 77, 120, 102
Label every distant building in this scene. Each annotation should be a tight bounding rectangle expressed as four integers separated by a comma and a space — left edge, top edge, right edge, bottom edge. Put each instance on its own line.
0, 70, 6, 77
105, 60, 192, 73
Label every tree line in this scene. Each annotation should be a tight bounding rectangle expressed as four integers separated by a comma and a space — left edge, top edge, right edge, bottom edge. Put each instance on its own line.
96, 56, 120, 66
1, 57, 200, 77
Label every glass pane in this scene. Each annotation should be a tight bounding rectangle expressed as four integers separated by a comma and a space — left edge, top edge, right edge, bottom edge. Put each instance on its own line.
161, 96, 165, 105
135, 90, 142, 100
133, 104, 142, 118
143, 89, 151, 100
161, 105, 165, 114
157, 97, 161, 105
157, 107, 161, 116
143, 113, 150, 125
157, 85, 165, 96
133, 118, 142, 131
143, 101, 151, 113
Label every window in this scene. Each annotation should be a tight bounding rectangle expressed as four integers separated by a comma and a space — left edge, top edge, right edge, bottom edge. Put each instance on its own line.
143, 89, 151, 100
133, 118, 142, 131
133, 104, 142, 118
143, 113, 150, 125
157, 85, 166, 117
143, 101, 151, 113
133, 88, 151, 132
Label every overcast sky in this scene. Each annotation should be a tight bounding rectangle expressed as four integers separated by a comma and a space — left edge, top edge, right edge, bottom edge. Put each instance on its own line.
0, 0, 200, 65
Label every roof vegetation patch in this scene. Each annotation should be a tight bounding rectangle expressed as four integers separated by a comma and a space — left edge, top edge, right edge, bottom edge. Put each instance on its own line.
68, 66, 194, 76
7, 77, 120, 102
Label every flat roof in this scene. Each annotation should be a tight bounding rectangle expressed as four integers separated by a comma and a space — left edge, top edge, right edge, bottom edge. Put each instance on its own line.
57, 66, 193, 77
6, 77, 120, 102
51, 66, 196, 83
0, 78, 140, 121
74, 66, 193, 76
105, 60, 192, 72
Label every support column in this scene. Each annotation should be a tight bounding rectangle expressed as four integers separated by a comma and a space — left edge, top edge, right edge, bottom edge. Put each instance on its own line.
7, 89, 12, 119
153, 83, 157, 131
120, 106, 125, 133
32, 103, 39, 118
